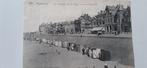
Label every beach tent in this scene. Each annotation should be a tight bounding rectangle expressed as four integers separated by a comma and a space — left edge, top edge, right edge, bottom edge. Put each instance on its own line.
62, 41, 68, 48
42, 39, 48, 44
99, 49, 111, 61
54, 41, 62, 47
58, 41, 62, 47
72, 44, 81, 52
92, 48, 101, 59
54, 41, 58, 47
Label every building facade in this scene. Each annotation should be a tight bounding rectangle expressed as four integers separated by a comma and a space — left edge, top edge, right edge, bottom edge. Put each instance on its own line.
74, 19, 81, 33
38, 5, 132, 35
64, 21, 75, 34
94, 5, 132, 34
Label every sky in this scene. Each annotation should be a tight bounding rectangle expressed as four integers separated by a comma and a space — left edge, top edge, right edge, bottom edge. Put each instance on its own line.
24, 0, 131, 32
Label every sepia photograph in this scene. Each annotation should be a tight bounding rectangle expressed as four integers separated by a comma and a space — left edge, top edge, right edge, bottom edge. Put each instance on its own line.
23, 0, 134, 68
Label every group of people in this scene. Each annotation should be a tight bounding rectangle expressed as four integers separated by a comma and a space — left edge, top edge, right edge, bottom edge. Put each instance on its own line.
31, 37, 111, 61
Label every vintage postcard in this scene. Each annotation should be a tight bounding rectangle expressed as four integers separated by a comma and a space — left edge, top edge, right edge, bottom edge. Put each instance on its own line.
24, 0, 134, 68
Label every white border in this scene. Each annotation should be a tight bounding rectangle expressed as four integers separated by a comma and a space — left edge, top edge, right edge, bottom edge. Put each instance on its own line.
0, 0, 147, 68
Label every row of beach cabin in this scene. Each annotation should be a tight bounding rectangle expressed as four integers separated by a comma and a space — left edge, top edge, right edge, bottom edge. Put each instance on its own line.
25, 37, 111, 61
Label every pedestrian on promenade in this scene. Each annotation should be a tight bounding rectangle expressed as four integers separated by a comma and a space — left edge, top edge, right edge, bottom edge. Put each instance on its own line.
104, 63, 108, 68
80, 34, 82, 37
97, 32, 100, 37
114, 65, 116, 68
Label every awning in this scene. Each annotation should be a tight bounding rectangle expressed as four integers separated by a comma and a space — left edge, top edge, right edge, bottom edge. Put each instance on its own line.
90, 27, 105, 31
